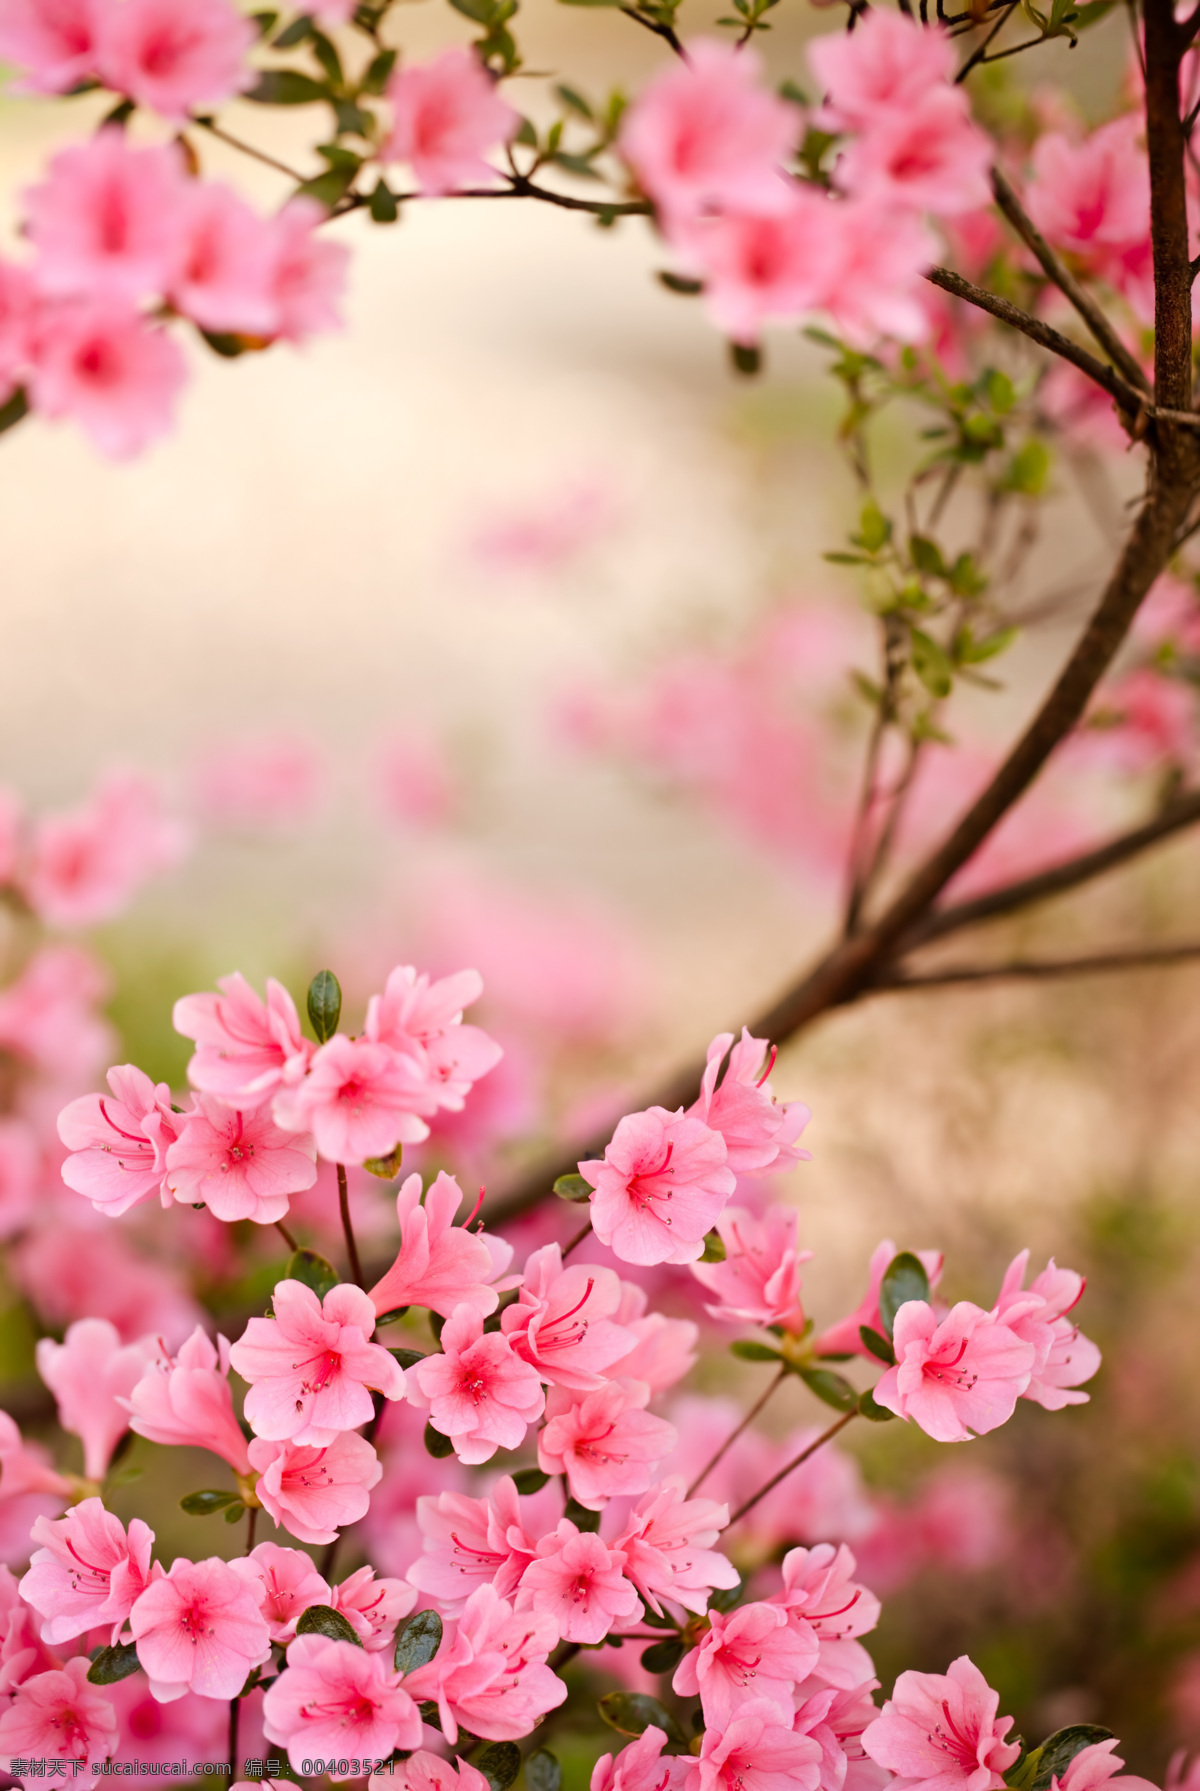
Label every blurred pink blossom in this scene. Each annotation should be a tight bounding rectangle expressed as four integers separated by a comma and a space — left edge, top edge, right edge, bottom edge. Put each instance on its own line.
264, 199, 350, 345
383, 47, 519, 196
25, 131, 186, 303
29, 297, 188, 459
0, 1120, 40, 1240
127, 1325, 252, 1476
468, 479, 615, 575
190, 733, 325, 831
96, 0, 254, 122
0, 1417, 70, 1568
170, 184, 280, 338
14, 1221, 201, 1344
375, 730, 456, 828
808, 9, 955, 129
0, 0, 102, 93
22, 770, 185, 929
36, 1318, 154, 1482
1026, 115, 1153, 322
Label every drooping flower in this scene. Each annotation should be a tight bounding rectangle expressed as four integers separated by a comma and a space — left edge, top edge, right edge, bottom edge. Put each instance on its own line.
608, 1304, 698, 1394
673, 1601, 818, 1725
20, 1499, 155, 1644
226, 1543, 330, 1644
401, 1583, 566, 1743
870, 1302, 1037, 1443
812, 1240, 945, 1361
538, 1380, 677, 1509
773, 1544, 881, 1690
0, 1656, 119, 1771
25, 131, 186, 302
367, 1170, 513, 1322
0, 0, 101, 93
406, 1475, 542, 1609
689, 1697, 823, 1791
247, 1432, 382, 1547
407, 1305, 544, 1464
614, 1477, 738, 1616
126, 1326, 252, 1476
330, 1566, 417, 1652
36, 1318, 155, 1483
58, 1064, 181, 1217
501, 1243, 635, 1390
860, 1655, 1021, 1791
95, 0, 254, 123
230, 1280, 406, 1447
173, 973, 312, 1105
993, 1251, 1101, 1411
517, 1520, 642, 1643
688, 1030, 812, 1176
164, 1096, 317, 1224
130, 1555, 272, 1701
29, 300, 188, 460
382, 49, 519, 196
593, 1726, 693, 1791
261, 1633, 421, 1772
691, 1203, 812, 1333
271, 1036, 438, 1164
578, 1106, 735, 1267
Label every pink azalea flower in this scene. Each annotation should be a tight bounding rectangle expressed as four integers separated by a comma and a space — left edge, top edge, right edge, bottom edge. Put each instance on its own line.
1087, 668, 1196, 772
364, 964, 503, 1114
0, 943, 113, 1086
0, 259, 36, 400
993, 1251, 1101, 1411
538, 1381, 677, 1509
614, 1477, 738, 1616
230, 1280, 406, 1447
691, 1203, 812, 1333
801, 1678, 888, 1791
25, 130, 186, 302
860, 1655, 1021, 1791
20, 1498, 154, 1644
0, 1561, 59, 1689
0, 0, 100, 93
383, 1753, 491, 1791
1055, 1740, 1159, 1791
407, 1304, 544, 1464
247, 1431, 382, 1547
21, 770, 185, 929
330, 1566, 417, 1652
368, 1170, 513, 1322
820, 197, 938, 349
407, 1475, 543, 1609
670, 196, 832, 347
169, 183, 279, 337
95, 0, 254, 123
0, 1119, 42, 1242
36, 1318, 155, 1483
382, 48, 519, 197
174, 973, 312, 1104
593, 1726, 693, 1791
28, 299, 188, 460
402, 1583, 566, 1743
58, 1063, 180, 1217
261, 1633, 421, 1771
673, 1600, 818, 1725
16, 1225, 201, 1352
619, 39, 799, 224
126, 1325, 252, 1476
272, 1036, 438, 1164
808, 10, 955, 131
688, 1697, 823, 1791
836, 86, 991, 217
227, 1543, 330, 1644
130, 1556, 272, 1701
517, 1520, 642, 1644
688, 1030, 812, 1176
262, 200, 349, 344
578, 1106, 735, 1267
607, 1299, 698, 1394
164, 1096, 317, 1225
0, 1655, 119, 1773
192, 731, 324, 831
1026, 115, 1150, 311
812, 1240, 944, 1361
502, 1242, 635, 1390
871, 1302, 1037, 1443
773, 1544, 881, 1691
0, 1419, 69, 1573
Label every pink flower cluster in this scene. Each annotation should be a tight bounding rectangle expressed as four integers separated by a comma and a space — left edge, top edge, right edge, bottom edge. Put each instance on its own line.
619, 14, 991, 346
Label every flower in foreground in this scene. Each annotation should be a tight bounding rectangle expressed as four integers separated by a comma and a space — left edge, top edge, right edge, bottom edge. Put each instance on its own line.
672, 1600, 818, 1725
164, 1096, 317, 1224
860, 1654, 1020, 1791
538, 1379, 677, 1509
578, 1105, 735, 1266
870, 1302, 1036, 1442
401, 1583, 566, 1742
246, 1432, 382, 1546
407, 1305, 545, 1464
230, 1279, 405, 1447
688, 1696, 823, 1791
517, 1520, 642, 1644
367, 1169, 513, 1322
130, 1555, 272, 1702
262, 1633, 421, 1773
21, 1499, 154, 1645
126, 1326, 252, 1476
593, 1726, 693, 1791
382, 48, 519, 196
0, 1655, 119, 1770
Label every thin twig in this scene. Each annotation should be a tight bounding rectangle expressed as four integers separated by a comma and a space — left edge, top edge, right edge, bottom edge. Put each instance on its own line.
955, 3, 1018, 81
245, 1506, 258, 1553
618, 6, 686, 55
561, 1217, 594, 1260
728, 1412, 857, 1525
688, 1365, 788, 1496
275, 1220, 298, 1252
227, 1696, 241, 1787
337, 1163, 363, 1286
193, 117, 307, 182
876, 940, 1200, 989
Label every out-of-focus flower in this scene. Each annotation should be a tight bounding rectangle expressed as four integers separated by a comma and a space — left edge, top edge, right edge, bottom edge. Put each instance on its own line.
0, 0, 102, 93
0, 1120, 40, 1241
191, 732, 324, 830
14, 1223, 200, 1345
29, 300, 188, 460
127, 1325, 252, 1476
1026, 115, 1152, 321
835, 86, 991, 216
37, 1319, 155, 1483
23, 770, 185, 931
808, 9, 955, 130
0, 1416, 71, 1568
262, 199, 349, 345
25, 131, 186, 303
382, 47, 518, 196
96, 0, 254, 122
170, 185, 280, 338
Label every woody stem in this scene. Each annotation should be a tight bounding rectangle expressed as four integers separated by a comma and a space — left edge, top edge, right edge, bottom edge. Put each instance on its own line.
274, 1220, 298, 1252
337, 1164, 363, 1286
228, 1692, 240, 1786
560, 1217, 593, 1261
244, 1506, 257, 1553
687, 1365, 788, 1497
727, 1411, 858, 1526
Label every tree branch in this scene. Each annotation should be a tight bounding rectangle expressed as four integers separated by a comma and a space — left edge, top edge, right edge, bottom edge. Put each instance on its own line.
1145, 0, 1195, 413
874, 940, 1200, 989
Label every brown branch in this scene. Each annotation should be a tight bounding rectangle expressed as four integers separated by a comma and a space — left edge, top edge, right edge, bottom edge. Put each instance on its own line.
728, 1412, 858, 1526
955, 2, 1018, 81
990, 167, 1153, 398
1145, 0, 1195, 414
875, 940, 1200, 989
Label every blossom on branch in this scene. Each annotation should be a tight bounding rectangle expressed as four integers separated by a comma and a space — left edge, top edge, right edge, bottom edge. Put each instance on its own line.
271, 1035, 438, 1163
501, 1242, 636, 1389
20, 1499, 154, 1645
691, 1202, 811, 1333
382, 48, 520, 197
95, 0, 255, 124
130, 1555, 272, 1702
261, 1633, 421, 1772
673, 1600, 819, 1725
578, 1106, 735, 1267
772, 1543, 881, 1691
164, 1096, 317, 1224
126, 1325, 252, 1475
860, 1655, 1020, 1791
406, 1475, 542, 1609
400, 1582, 566, 1742
368, 1170, 514, 1321
226, 1543, 331, 1645
231, 1280, 406, 1446
538, 1379, 678, 1509
516, 1519, 642, 1643
330, 1565, 417, 1651
614, 1477, 738, 1616
58, 1064, 180, 1216
0, 1656, 119, 1780
993, 1251, 1101, 1411
593, 1727, 693, 1791
871, 1301, 1036, 1442
0, 0, 102, 94
687, 1697, 823, 1791
247, 1431, 382, 1546
406, 1304, 545, 1464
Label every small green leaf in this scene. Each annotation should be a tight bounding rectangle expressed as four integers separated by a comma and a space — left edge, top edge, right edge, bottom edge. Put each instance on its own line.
564, 1496, 602, 1532
638, 1607, 679, 1630
389, 1349, 425, 1371
273, 14, 314, 45
448, 0, 498, 19
252, 10, 280, 35
0, 388, 29, 437
362, 47, 398, 93
246, 68, 329, 104
598, 1693, 685, 1744
395, 1609, 443, 1675
225, 1502, 246, 1523
959, 624, 1018, 665
858, 500, 891, 554
553, 1174, 593, 1203
369, 180, 400, 223
858, 1388, 896, 1422
1031, 1729, 1116, 1791
910, 629, 954, 700
701, 1229, 726, 1263
180, 1489, 240, 1515
1004, 439, 1050, 497
879, 1251, 932, 1340
512, 1467, 550, 1494
909, 534, 945, 578
556, 82, 593, 116
296, 1604, 363, 1647
310, 28, 344, 85
730, 341, 761, 377
424, 1422, 455, 1459
639, 1638, 685, 1673
285, 1248, 340, 1300
525, 1750, 562, 1791
708, 1577, 742, 1613
307, 969, 342, 1041
730, 1340, 782, 1362
199, 330, 251, 358
375, 1305, 409, 1325
826, 552, 874, 567
363, 1144, 404, 1179
88, 1642, 142, 1685
295, 167, 356, 209
984, 368, 1015, 415
858, 1325, 896, 1366
798, 1367, 859, 1413
658, 271, 703, 295
476, 1744, 522, 1791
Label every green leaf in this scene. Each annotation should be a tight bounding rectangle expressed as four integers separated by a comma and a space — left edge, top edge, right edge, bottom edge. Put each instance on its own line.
553, 1174, 593, 1203
557, 0, 626, 10
296, 1604, 363, 1647
858, 1388, 896, 1422
556, 82, 593, 116
363, 1144, 404, 1179
246, 68, 329, 103
731, 1340, 782, 1362
984, 368, 1015, 415
708, 1577, 742, 1613
225, 1501, 247, 1523
362, 47, 398, 93
285, 1248, 340, 1300
598, 1693, 685, 1744
658, 271, 703, 295
730, 341, 761, 377
879, 1251, 932, 1339
564, 1496, 602, 1532
910, 629, 954, 700
395, 1609, 443, 1675
296, 167, 356, 209
1030, 1729, 1116, 1791
424, 1422, 455, 1458
958, 625, 1018, 665
476, 1745, 522, 1791
780, 77, 807, 105
0, 388, 29, 437
333, 98, 374, 136
947, 551, 988, 599
88, 1642, 141, 1685
389, 1348, 425, 1370
273, 14, 314, 45
857, 500, 891, 554
307, 968, 342, 1041
525, 1751, 562, 1791
639, 1638, 685, 1673
310, 28, 344, 85
1004, 439, 1050, 497
369, 179, 399, 223
448, 0, 498, 19
180, 1489, 240, 1515
198, 329, 252, 358
909, 534, 945, 578
512, 1467, 550, 1494
798, 1367, 859, 1413
859, 1325, 896, 1366
638, 1607, 679, 1630
700, 1229, 726, 1263
252, 10, 280, 35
